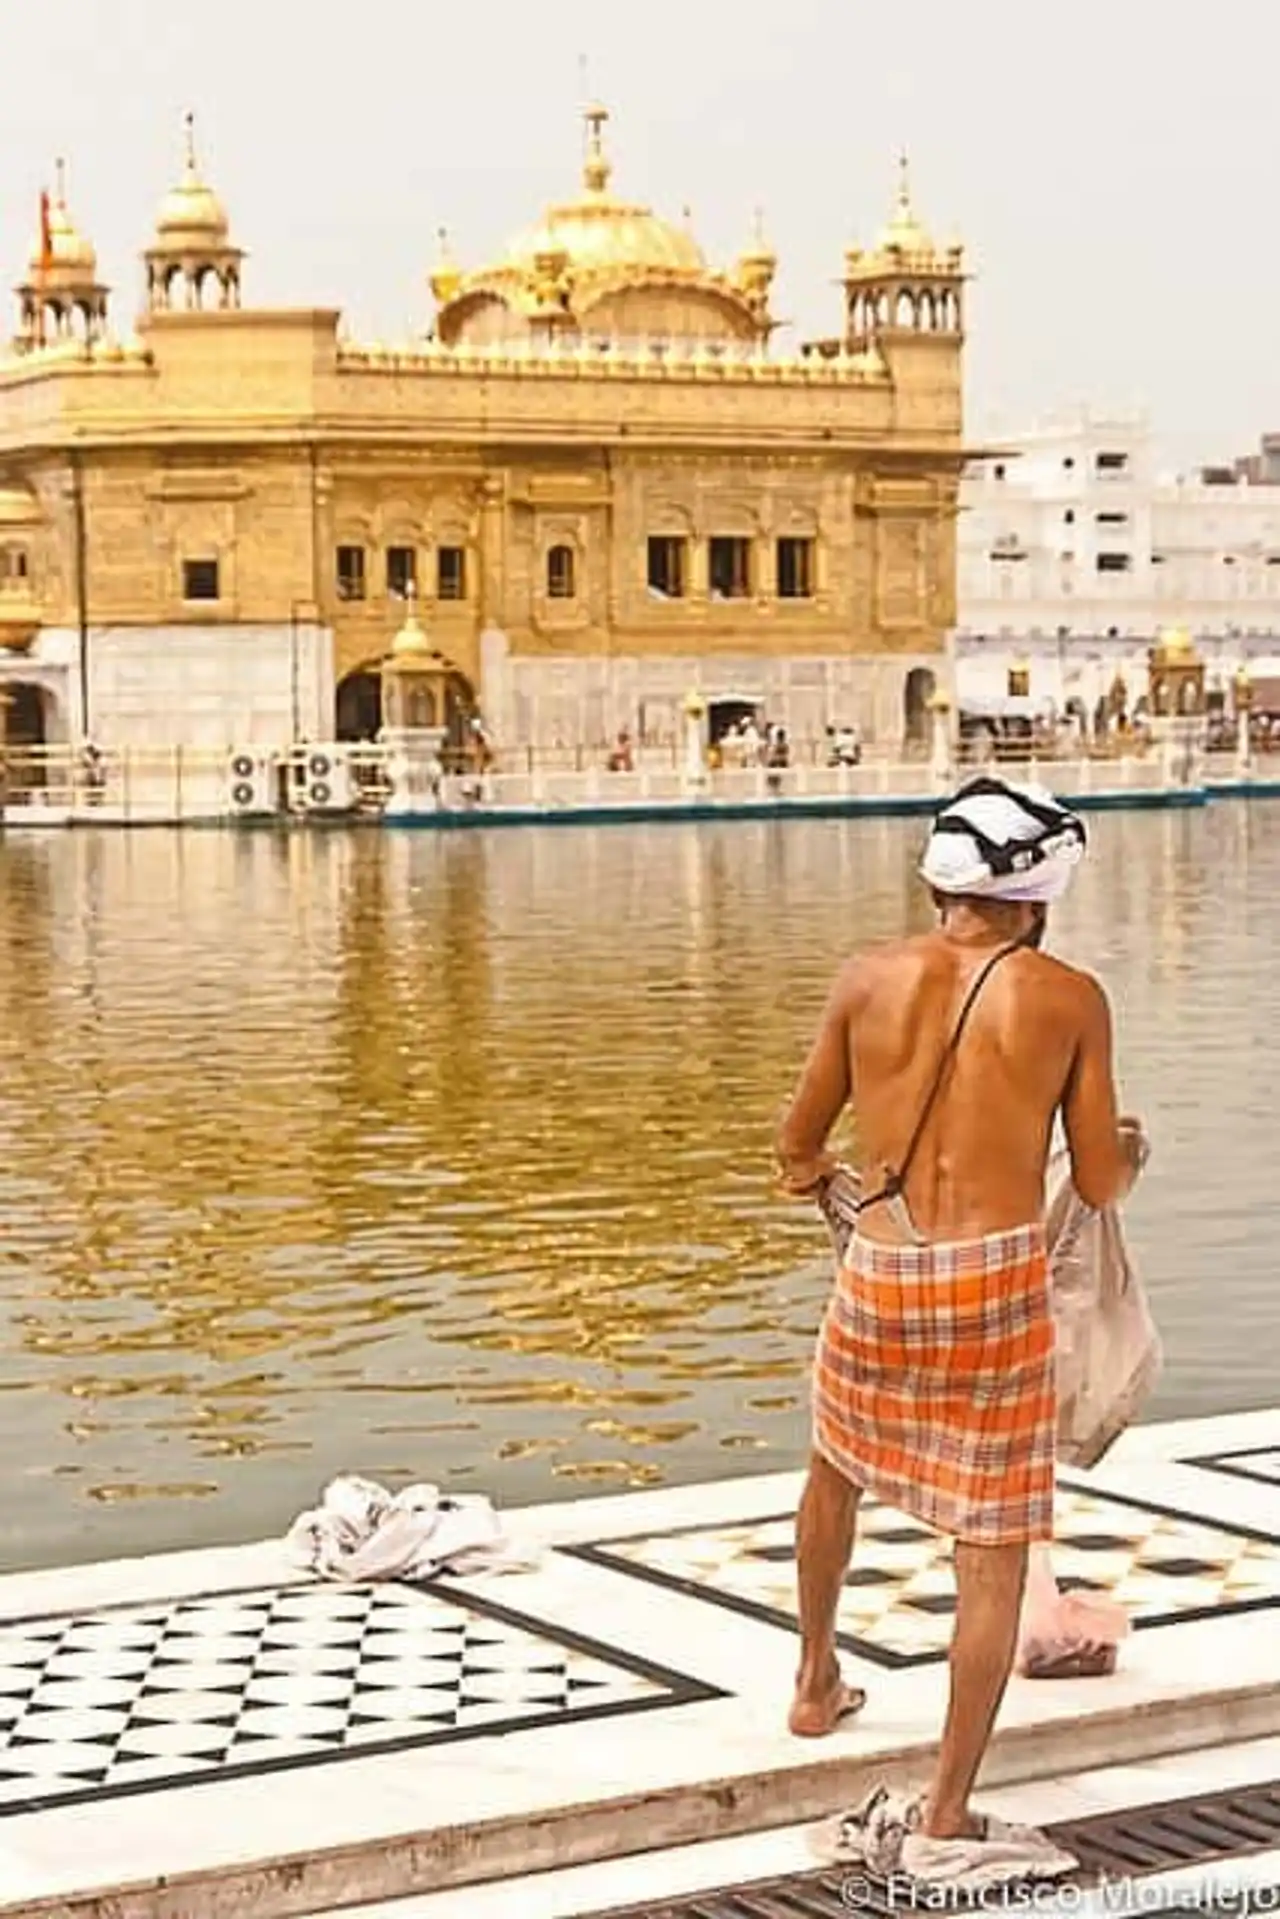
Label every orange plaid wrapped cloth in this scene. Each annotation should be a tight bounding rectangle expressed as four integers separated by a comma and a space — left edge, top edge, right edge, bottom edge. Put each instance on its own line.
813, 1224, 1056, 1545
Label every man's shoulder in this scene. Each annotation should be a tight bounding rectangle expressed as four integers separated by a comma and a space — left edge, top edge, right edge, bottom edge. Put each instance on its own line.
842, 932, 933, 980
1025, 947, 1098, 986
1018, 947, 1107, 1010
830, 935, 932, 1004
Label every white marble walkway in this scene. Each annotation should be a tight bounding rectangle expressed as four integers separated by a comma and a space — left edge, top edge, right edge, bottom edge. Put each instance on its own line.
324, 1733, 1280, 1917
0, 1408, 1275, 1917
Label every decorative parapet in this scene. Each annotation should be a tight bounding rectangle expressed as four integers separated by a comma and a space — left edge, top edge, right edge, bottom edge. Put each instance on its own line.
0, 336, 154, 384
333, 336, 889, 386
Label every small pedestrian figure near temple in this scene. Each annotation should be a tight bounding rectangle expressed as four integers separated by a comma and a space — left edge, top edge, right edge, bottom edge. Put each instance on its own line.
765, 722, 790, 791
81, 739, 106, 805
606, 728, 634, 773
468, 714, 493, 774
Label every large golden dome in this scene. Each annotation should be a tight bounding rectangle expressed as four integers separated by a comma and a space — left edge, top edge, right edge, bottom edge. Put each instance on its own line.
152, 114, 231, 250
431, 105, 769, 348
503, 109, 705, 278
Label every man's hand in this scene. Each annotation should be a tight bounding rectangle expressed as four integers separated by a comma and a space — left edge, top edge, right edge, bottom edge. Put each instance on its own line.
776, 1149, 839, 1199
1118, 1116, 1148, 1193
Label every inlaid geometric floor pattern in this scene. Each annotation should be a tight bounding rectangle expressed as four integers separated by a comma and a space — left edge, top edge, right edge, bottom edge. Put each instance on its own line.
564, 1486, 1280, 1669
0, 1581, 719, 1816
1186, 1447, 1280, 1489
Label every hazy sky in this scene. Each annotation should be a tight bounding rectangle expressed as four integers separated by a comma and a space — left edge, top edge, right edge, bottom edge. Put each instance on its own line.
2, 0, 1274, 464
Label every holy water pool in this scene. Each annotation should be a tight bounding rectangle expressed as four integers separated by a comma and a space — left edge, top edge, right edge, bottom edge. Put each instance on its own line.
0, 805, 1274, 1569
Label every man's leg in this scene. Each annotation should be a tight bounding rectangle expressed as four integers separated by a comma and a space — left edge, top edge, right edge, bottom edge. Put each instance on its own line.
789, 1450, 864, 1736
922, 1539, 1028, 1837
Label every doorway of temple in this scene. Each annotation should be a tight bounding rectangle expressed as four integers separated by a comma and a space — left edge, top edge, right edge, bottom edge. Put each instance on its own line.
334, 668, 383, 743
903, 666, 937, 751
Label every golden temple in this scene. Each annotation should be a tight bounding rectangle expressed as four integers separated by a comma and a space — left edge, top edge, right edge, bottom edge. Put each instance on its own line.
0, 109, 968, 757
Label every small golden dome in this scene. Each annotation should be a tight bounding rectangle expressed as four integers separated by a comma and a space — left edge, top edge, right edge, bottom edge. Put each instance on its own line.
153, 113, 231, 248
876, 152, 933, 256
28, 161, 98, 279
1158, 626, 1197, 660
736, 207, 777, 288
430, 227, 462, 306
389, 596, 431, 659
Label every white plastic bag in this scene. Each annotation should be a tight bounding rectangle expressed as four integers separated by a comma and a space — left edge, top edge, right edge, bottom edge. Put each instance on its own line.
1044, 1154, 1161, 1470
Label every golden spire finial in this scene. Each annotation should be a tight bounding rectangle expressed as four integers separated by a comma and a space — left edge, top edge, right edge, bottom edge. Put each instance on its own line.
876, 148, 930, 255
54, 156, 68, 207
735, 204, 776, 299
895, 148, 912, 218
582, 102, 612, 194
740, 204, 775, 269
431, 224, 462, 305
183, 110, 200, 178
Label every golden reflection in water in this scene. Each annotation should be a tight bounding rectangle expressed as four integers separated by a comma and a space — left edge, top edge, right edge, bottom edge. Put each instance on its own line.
0, 808, 1277, 1570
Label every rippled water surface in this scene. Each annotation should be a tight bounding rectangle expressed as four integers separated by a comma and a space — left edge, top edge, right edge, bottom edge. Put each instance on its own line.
0, 808, 1276, 1570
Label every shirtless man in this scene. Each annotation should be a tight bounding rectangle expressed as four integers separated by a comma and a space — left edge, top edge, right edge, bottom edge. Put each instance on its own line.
776, 777, 1142, 1873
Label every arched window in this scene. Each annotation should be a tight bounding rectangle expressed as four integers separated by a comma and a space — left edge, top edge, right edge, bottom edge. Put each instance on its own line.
547, 544, 576, 599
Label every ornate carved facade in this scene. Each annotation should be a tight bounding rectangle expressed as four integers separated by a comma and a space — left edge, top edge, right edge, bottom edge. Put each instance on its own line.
0, 111, 969, 751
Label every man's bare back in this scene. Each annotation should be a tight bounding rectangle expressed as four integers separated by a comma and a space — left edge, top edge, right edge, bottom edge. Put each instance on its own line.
777, 905, 1136, 1237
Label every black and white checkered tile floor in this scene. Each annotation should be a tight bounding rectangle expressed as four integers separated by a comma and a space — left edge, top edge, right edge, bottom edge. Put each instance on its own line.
0, 1581, 717, 1815
565, 1485, 1280, 1667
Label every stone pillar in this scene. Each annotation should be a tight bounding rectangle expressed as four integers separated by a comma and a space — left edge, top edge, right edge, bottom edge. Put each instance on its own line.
1235, 667, 1253, 781
478, 626, 510, 745
0, 681, 9, 813
928, 689, 953, 789
682, 690, 709, 794
478, 478, 505, 635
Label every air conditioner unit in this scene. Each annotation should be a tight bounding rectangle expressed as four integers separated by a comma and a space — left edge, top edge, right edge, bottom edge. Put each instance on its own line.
296, 746, 354, 814
226, 750, 278, 817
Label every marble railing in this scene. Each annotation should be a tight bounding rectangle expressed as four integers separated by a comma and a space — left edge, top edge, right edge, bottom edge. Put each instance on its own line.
1, 741, 1266, 826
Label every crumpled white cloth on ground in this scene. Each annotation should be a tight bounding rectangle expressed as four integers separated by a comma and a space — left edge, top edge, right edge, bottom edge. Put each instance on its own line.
286, 1476, 535, 1583
835, 1785, 1078, 1891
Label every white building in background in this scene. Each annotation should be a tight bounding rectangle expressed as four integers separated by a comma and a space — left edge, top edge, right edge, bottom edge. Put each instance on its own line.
956, 409, 1280, 719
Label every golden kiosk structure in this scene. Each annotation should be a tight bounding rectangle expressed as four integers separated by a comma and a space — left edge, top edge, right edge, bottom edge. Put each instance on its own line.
1146, 628, 1207, 789
0, 110, 970, 760
1147, 629, 1206, 720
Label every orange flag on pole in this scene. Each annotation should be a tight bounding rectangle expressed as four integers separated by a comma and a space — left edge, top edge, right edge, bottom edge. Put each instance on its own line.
38, 189, 53, 276
34, 188, 53, 345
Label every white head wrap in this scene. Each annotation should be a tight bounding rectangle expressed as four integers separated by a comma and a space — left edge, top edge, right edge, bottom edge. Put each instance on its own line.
920, 777, 1086, 904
